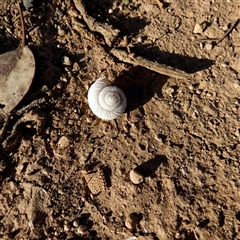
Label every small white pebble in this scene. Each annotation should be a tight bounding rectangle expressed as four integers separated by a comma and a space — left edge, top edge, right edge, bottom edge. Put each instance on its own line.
188, 85, 194, 90
130, 169, 144, 184
195, 226, 201, 233
193, 23, 203, 34
62, 56, 72, 66
108, 8, 113, 14
64, 224, 70, 231
126, 237, 137, 240
165, 87, 174, 96
73, 219, 80, 228
221, 63, 228, 68
205, 43, 213, 51
137, 36, 143, 43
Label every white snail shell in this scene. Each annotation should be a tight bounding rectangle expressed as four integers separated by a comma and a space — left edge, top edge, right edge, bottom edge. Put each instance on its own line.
87, 77, 127, 120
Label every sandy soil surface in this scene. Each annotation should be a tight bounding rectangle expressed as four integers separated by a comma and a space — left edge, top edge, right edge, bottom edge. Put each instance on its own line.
0, 0, 240, 239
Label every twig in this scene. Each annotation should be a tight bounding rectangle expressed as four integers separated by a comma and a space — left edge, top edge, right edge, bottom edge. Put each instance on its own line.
18, 1, 26, 47
155, 0, 163, 9
110, 49, 190, 79
73, 0, 120, 46
195, 18, 240, 45
73, 1, 190, 79
0, 115, 11, 146
15, 97, 46, 116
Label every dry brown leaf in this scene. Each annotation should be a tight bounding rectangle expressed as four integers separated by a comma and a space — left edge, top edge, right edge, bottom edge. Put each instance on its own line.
0, 46, 35, 114
0, 2, 35, 115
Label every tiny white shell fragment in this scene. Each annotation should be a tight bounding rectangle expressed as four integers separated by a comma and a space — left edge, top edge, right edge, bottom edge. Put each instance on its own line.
126, 237, 137, 240
87, 77, 127, 120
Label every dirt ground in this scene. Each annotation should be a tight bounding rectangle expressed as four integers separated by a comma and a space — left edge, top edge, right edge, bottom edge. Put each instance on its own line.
0, 0, 240, 239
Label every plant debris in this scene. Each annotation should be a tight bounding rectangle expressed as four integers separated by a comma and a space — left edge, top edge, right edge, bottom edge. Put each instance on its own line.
0, 2, 35, 115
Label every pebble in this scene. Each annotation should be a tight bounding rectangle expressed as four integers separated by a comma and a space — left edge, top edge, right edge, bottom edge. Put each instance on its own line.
125, 213, 138, 229
181, 167, 188, 174
72, 62, 80, 72
73, 219, 80, 227
62, 56, 72, 66
77, 225, 88, 234
57, 136, 73, 149
205, 43, 213, 51
130, 169, 144, 184
165, 87, 174, 96
23, 0, 34, 8
56, 8, 64, 18
126, 237, 137, 240
57, 26, 65, 36
137, 36, 143, 43
193, 23, 203, 34
63, 223, 70, 231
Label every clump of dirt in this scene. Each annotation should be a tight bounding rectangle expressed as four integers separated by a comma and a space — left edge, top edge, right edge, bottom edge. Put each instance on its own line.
0, 0, 240, 239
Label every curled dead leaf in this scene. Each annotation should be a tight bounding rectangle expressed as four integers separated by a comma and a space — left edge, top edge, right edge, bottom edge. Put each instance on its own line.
0, 45, 35, 114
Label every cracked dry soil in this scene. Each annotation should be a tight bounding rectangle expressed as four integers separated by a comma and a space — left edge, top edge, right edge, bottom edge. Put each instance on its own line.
0, 0, 240, 239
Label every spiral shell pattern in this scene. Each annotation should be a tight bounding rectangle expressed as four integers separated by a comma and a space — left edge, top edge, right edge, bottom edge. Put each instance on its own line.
88, 77, 127, 120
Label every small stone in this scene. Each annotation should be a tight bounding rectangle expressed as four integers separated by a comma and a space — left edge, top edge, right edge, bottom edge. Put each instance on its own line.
205, 43, 213, 51
137, 36, 143, 43
165, 87, 174, 96
72, 62, 80, 72
58, 26, 65, 36
125, 213, 138, 229
222, 24, 228, 31
23, 0, 34, 8
195, 226, 201, 233
64, 224, 70, 231
188, 85, 194, 90
58, 136, 73, 149
108, 8, 113, 14
126, 237, 137, 240
73, 219, 80, 227
77, 225, 88, 234
130, 169, 144, 184
193, 23, 203, 34
68, 119, 74, 125
62, 56, 72, 66
56, 8, 64, 18
181, 167, 188, 174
